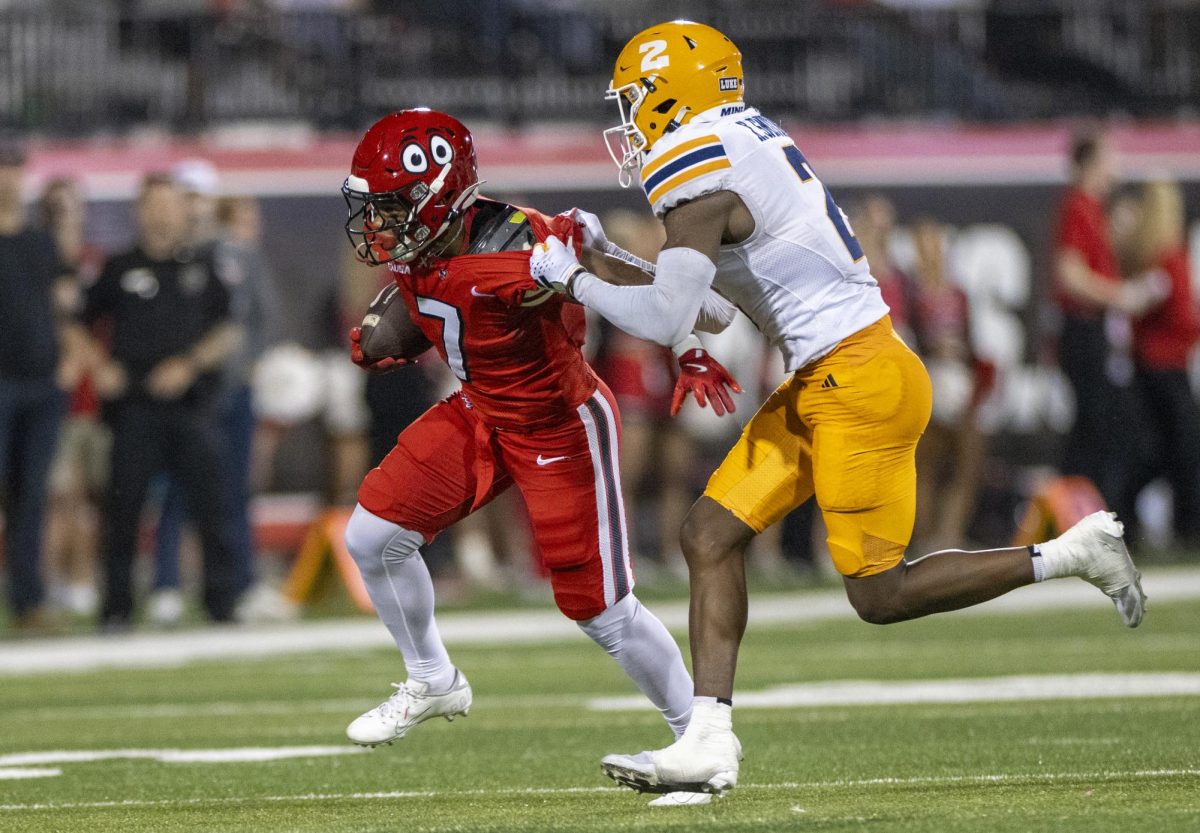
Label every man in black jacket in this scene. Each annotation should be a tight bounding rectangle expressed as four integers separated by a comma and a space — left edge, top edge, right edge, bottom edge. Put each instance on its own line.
78, 173, 243, 630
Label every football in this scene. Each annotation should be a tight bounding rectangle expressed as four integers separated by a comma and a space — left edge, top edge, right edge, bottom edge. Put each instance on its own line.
358, 283, 433, 361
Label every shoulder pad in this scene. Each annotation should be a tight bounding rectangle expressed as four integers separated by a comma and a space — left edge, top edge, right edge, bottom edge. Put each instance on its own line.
466, 201, 537, 255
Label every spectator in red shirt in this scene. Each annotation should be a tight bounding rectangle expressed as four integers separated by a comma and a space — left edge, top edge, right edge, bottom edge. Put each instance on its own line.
1121, 179, 1200, 544
1052, 131, 1165, 525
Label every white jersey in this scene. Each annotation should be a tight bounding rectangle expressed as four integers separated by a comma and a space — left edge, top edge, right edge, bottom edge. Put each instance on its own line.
639, 105, 889, 372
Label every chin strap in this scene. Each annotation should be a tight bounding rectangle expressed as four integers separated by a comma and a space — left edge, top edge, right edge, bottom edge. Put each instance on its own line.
398, 176, 484, 264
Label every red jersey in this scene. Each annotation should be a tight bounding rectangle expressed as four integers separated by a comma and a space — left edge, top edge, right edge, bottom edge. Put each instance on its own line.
387, 201, 595, 430
1053, 187, 1119, 317
1133, 246, 1200, 370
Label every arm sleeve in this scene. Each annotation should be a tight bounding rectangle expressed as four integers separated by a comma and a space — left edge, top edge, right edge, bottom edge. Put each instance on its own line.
569, 246, 716, 347
595, 239, 733, 333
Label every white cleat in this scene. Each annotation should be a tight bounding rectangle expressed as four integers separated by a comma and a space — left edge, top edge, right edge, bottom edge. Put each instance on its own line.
1042, 510, 1146, 627
602, 709, 742, 796
346, 670, 472, 747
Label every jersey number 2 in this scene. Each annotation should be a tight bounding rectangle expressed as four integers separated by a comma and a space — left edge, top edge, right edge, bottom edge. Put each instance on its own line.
416, 296, 470, 382
782, 145, 864, 262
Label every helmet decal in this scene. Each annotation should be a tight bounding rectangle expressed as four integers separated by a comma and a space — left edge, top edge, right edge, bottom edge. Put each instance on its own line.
429, 135, 454, 166
401, 144, 428, 174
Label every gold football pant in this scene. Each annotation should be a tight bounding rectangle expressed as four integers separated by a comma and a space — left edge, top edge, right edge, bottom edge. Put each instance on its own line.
704, 316, 933, 577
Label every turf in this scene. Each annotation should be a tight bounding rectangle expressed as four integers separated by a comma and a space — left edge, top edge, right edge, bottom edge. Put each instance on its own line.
1, 598, 1198, 832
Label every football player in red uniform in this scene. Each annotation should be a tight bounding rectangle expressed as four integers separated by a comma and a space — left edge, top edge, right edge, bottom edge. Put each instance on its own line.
338, 109, 742, 751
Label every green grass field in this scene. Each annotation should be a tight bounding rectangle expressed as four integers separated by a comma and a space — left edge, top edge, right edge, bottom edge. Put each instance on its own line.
2, 589, 1198, 832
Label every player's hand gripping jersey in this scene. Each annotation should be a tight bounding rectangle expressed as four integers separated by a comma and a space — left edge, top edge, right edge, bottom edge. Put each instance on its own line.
387, 199, 596, 430
639, 105, 889, 372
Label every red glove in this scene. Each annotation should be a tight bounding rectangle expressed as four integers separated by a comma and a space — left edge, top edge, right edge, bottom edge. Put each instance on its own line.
349, 326, 411, 374
671, 348, 742, 417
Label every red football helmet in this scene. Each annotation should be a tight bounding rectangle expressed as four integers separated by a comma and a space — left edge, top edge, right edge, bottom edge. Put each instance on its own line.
343, 109, 481, 265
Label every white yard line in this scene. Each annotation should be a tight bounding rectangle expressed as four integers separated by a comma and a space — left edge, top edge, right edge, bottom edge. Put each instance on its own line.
8, 671, 1199, 725
589, 672, 1200, 711
0, 746, 366, 767
1, 769, 1197, 812
3, 567, 1199, 676
7, 692, 588, 722
0, 769, 61, 780
0, 746, 366, 781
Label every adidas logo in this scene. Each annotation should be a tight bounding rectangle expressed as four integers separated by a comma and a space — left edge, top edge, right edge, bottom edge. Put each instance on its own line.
820, 374, 839, 389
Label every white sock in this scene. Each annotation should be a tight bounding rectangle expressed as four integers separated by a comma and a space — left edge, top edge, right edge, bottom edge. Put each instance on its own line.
344, 505, 457, 692
578, 593, 693, 738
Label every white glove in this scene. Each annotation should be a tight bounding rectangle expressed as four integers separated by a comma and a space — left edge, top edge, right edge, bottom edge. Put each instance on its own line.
575, 210, 609, 251
530, 236, 585, 294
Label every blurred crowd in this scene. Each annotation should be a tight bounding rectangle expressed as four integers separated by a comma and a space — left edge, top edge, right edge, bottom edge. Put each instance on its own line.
1, 128, 1198, 637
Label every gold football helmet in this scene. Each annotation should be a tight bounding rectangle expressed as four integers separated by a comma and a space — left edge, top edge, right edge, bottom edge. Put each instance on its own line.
604, 20, 743, 186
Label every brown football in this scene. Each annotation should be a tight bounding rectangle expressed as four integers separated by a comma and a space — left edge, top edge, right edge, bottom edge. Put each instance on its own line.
359, 283, 433, 361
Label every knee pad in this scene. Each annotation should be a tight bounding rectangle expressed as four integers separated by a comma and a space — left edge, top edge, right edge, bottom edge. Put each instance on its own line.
344, 504, 424, 575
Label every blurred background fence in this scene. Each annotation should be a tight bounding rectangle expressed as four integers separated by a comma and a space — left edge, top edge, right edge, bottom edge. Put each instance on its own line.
3, 0, 1200, 136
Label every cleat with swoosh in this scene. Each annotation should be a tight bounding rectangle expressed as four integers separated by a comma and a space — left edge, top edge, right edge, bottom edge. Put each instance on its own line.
347, 670, 472, 747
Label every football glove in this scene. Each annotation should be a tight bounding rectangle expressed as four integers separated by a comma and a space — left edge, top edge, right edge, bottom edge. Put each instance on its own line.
349, 326, 410, 374
671, 348, 743, 417
574, 209, 609, 251
530, 236, 585, 294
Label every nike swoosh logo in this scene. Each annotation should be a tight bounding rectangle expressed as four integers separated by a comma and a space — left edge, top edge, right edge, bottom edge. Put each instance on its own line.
684, 364, 708, 373
536, 455, 570, 466
470, 286, 497, 297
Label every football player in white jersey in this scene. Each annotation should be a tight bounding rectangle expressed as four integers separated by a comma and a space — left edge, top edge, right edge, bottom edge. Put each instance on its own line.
529, 20, 1146, 797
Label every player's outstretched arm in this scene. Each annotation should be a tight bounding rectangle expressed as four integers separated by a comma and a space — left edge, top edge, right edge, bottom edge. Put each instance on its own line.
581, 248, 654, 286
579, 239, 735, 334
530, 193, 733, 347
575, 209, 656, 281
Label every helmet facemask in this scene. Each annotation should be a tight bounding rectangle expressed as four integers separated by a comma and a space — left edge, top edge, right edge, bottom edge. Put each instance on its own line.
343, 164, 480, 265
603, 82, 649, 189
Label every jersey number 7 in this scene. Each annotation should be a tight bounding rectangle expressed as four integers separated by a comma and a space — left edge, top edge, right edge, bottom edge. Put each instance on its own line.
417, 296, 471, 382
782, 145, 865, 262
